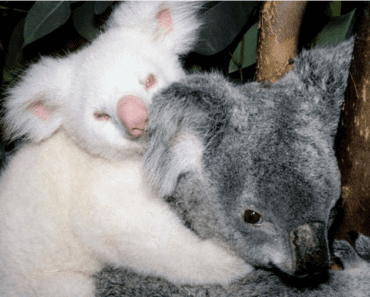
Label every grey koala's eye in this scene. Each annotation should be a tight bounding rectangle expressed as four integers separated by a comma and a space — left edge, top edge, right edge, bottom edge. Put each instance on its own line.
244, 210, 262, 224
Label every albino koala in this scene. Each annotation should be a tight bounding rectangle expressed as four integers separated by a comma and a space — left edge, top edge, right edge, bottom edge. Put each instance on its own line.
0, 2, 251, 297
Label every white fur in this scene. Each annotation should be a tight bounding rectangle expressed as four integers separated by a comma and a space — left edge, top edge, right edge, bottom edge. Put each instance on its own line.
5, 1, 202, 159
0, 2, 252, 296
0, 130, 251, 296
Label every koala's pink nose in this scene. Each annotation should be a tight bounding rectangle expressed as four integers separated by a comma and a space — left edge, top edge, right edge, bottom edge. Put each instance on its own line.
117, 96, 148, 137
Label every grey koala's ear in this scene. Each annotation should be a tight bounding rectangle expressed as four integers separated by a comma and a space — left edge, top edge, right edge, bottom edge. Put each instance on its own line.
291, 37, 354, 135
144, 84, 206, 197
144, 73, 232, 197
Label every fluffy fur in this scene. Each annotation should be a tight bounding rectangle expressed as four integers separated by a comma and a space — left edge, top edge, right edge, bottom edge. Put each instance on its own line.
93, 38, 370, 296
4, 1, 203, 159
0, 2, 253, 296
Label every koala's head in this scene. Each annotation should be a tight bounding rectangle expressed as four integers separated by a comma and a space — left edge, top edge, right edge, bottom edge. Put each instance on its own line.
145, 39, 353, 277
4, 2, 202, 159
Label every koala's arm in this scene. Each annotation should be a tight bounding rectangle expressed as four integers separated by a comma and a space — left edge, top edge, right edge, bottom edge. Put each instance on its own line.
93, 234, 370, 297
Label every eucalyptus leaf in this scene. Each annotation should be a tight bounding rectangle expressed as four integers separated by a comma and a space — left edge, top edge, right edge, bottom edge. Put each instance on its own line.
24, 2, 71, 47
4, 19, 24, 82
329, 1, 341, 17
94, 1, 113, 15
314, 9, 356, 47
73, 1, 101, 42
194, 1, 259, 56
228, 22, 258, 74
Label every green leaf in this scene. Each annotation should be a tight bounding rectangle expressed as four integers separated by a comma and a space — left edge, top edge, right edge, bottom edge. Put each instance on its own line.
4, 19, 24, 82
195, 1, 259, 56
329, 1, 341, 17
24, 1, 71, 47
73, 1, 101, 42
94, 1, 113, 15
314, 9, 356, 47
228, 22, 258, 74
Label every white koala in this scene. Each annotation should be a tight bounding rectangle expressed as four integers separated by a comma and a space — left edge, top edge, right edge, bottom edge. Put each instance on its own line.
0, 2, 251, 297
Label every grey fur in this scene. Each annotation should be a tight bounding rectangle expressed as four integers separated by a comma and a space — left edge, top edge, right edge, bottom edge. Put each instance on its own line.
94, 235, 370, 296
94, 38, 370, 296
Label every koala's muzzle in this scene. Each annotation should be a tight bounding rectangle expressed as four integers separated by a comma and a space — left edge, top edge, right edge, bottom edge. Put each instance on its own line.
117, 95, 148, 138
289, 222, 330, 276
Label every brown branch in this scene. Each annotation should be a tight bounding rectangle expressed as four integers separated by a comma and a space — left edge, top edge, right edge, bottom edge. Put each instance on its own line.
335, 2, 370, 242
256, 1, 307, 83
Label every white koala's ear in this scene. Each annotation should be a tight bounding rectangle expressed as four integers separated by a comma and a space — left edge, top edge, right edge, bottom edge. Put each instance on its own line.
106, 1, 203, 56
4, 56, 73, 142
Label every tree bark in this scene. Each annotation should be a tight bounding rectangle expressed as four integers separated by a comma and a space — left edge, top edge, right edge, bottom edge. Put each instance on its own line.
335, 2, 370, 243
256, 1, 307, 82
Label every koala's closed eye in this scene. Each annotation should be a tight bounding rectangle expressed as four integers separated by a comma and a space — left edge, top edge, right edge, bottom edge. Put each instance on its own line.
244, 210, 263, 225
94, 112, 111, 121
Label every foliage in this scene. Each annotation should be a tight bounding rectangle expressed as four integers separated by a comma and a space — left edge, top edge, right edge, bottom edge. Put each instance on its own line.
0, 1, 359, 85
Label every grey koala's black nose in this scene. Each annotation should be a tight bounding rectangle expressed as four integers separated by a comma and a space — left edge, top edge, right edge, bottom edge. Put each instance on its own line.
289, 222, 330, 276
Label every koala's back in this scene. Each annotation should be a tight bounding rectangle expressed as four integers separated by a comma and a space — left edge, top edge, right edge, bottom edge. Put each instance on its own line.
0, 132, 99, 296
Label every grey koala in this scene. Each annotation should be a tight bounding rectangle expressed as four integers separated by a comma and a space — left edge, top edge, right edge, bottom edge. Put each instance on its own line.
94, 38, 370, 296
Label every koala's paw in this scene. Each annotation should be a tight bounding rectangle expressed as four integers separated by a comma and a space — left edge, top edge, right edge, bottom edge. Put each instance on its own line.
333, 233, 370, 269
332, 234, 370, 297
354, 233, 370, 262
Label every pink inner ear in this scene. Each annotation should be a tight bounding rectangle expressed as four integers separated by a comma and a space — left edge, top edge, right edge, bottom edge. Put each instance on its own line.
145, 74, 157, 90
157, 8, 173, 33
27, 101, 50, 120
